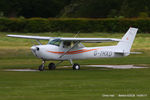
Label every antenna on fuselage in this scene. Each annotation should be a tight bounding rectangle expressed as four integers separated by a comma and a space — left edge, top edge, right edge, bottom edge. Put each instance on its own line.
74, 31, 80, 38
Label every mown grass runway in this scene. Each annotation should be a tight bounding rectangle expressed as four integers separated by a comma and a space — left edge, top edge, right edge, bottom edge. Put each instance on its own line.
0, 32, 150, 100
0, 69, 150, 100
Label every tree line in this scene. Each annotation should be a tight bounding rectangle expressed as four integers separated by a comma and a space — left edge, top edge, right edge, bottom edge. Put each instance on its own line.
0, 0, 149, 18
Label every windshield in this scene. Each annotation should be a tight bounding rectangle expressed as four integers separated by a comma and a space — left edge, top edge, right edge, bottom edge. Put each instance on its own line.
48, 39, 61, 46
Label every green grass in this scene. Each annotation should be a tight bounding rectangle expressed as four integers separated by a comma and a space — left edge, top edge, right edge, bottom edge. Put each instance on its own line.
0, 69, 150, 100
0, 32, 150, 100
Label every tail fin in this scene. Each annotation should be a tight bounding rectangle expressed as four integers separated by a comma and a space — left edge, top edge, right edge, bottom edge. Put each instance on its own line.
117, 27, 138, 52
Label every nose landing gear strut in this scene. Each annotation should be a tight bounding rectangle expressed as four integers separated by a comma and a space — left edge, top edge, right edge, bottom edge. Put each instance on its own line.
39, 60, 45, 71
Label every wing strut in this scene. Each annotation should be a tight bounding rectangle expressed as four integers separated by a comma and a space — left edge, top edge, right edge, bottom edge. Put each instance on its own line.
59, 41, 80, 58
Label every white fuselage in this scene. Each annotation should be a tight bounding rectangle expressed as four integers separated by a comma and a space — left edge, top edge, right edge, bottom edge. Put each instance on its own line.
31, 44, 125, 61
7, 28, 138, 71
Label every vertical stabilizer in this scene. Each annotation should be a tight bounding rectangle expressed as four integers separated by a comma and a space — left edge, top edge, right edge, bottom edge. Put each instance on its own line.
117, 27, 138, 52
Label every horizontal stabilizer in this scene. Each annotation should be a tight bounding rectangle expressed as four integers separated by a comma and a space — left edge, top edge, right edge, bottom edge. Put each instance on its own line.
115, 52, 142, 54
130, 52, 142, 54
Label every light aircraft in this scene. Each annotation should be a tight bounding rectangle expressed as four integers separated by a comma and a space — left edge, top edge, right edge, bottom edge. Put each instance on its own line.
7, 27, 139, 71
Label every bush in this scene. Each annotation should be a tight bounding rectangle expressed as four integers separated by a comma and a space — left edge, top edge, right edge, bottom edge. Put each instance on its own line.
0, 18, 150, 33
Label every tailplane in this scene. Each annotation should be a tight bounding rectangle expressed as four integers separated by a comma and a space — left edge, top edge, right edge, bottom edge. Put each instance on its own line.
117, 27, 138, 52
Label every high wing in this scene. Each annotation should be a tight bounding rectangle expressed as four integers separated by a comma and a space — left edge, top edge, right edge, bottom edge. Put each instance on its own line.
7, 34, 50, 40
60, 38, 122, 43
7, 34, 122, 43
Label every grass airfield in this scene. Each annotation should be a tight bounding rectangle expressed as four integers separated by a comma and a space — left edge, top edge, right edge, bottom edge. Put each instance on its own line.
0, 32, 150, 100
0, 69, 150, 100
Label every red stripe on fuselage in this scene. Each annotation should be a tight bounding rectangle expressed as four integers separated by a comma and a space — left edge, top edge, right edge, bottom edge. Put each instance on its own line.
48, 48, 99, 55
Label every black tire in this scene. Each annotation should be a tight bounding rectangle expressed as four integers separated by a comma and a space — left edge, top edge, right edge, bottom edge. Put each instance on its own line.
73, 63, 80, 70
48, 63, 56, 70
39, 64, 44, 71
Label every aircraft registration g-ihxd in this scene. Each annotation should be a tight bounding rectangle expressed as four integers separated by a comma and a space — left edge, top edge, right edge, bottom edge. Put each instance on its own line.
7, 27, 139, 71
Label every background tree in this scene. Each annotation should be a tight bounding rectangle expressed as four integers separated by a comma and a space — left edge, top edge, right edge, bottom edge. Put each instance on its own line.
0, 0, 150, 18
0, 0, 71, 18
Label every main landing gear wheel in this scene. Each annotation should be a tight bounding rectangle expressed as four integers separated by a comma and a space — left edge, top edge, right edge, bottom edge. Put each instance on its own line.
48, 63, 56, 70
39, 64, 45, 71
73, 63, 80, 70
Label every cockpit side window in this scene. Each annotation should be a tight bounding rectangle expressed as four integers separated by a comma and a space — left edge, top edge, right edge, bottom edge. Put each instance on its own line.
63, 41, 80, 48
48, 39, 61, 46
63, 41, 71, 48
